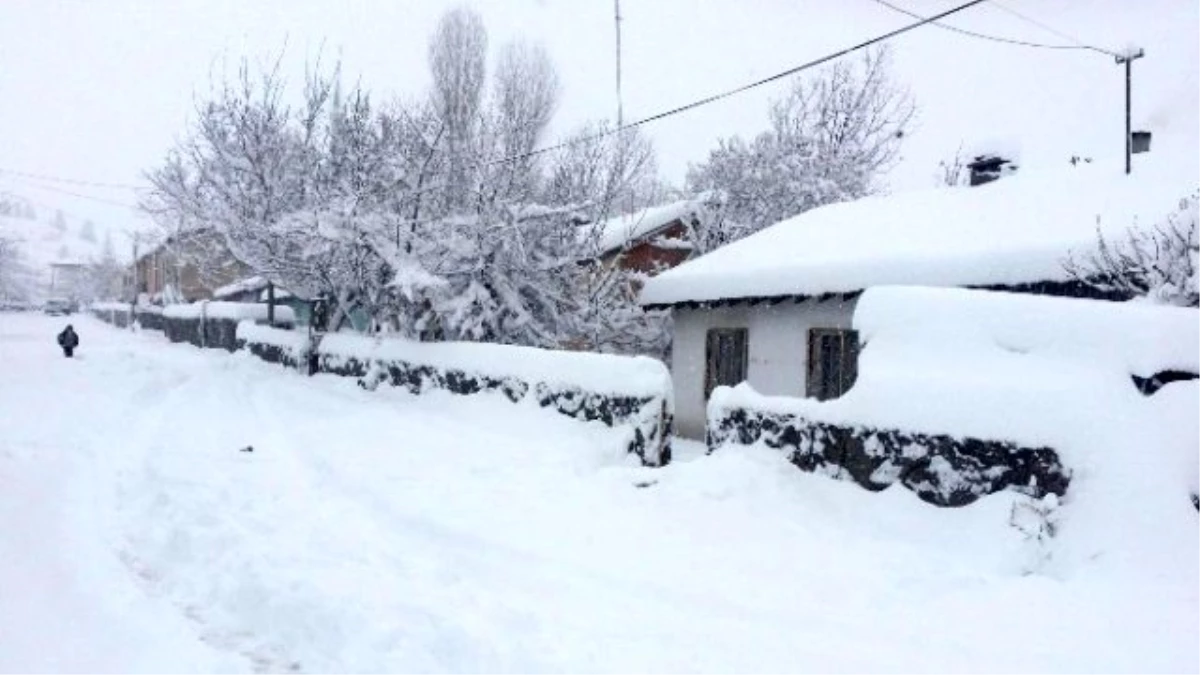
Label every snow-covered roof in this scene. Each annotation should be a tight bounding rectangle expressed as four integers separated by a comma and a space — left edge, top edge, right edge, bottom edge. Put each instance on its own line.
641, 150, 1197, 306
587, 195, 704, 255
213, 275, 268, 300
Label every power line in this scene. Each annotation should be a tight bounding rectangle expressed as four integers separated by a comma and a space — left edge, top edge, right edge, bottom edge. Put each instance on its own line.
0, 167, 145, 191
0, 177, 140, 210
492, 0, 990, 167
987, 0, 1114, 55
148, 0, 988, 208
867, 0, 1115, 56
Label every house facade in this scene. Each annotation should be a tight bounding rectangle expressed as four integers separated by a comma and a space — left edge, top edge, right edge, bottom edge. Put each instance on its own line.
48, 261, 87, 298
641, 149, 1189, 438
134, 229, 250, 303
665, 295, 858, 438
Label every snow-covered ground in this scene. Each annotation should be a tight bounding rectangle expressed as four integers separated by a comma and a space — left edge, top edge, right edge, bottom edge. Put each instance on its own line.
1, 313, 1196, 673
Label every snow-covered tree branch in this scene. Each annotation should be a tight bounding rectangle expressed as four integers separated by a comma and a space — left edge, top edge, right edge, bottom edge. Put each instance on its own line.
686, 46, 914, 253
140, 7, 670, 356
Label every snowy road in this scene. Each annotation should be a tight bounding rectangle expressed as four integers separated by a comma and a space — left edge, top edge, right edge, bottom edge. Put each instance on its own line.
1, 313, 1196, 673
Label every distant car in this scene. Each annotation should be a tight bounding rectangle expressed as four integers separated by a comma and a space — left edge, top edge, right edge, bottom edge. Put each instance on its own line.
44, 298, 74, 316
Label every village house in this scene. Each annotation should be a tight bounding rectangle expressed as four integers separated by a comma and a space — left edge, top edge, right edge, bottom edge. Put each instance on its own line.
584, 195, 710, 278
48, 260, 87, 298
133, 228, 250, 303
640, 145, 1190, 438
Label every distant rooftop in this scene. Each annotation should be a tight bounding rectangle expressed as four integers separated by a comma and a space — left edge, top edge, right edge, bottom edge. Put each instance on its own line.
584, 194, 709, 255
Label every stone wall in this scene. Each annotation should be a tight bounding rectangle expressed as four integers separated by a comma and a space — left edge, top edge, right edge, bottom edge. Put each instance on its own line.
707, 404, 1070, 507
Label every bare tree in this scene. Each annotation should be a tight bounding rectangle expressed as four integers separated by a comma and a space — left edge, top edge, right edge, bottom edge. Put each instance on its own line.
687, 46, 915, 251
490, 40, 560, 200
79, 220, 97, 242
543, 122, 659, 221
428, 5, 487, 210
771, 46, 914, 181
143, 56, 340, 297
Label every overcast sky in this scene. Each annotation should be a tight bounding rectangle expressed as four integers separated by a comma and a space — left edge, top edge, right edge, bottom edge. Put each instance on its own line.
1, 0, 1196, 240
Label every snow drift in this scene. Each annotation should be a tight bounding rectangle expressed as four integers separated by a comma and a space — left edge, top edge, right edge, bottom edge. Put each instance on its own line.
315, 333, 674, 466
162, 301, 296, 323
233, 326, 675, 466
710, 287, 1198, 580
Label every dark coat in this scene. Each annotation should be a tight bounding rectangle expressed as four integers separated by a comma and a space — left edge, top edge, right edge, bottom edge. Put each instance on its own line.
57, 326, 79, 349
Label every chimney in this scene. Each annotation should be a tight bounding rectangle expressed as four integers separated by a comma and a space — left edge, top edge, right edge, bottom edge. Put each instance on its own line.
1131, 130, 1151, 154
966, 154, 1018, 187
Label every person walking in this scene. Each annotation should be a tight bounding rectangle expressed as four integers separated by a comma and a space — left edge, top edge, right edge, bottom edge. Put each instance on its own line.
57, 324, 79, 358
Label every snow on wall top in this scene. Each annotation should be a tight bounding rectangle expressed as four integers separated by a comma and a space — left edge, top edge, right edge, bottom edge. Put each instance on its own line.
162, 301, 296, 322
641, 151, 1197, 305
318, 332, 672, 400
586, 195, 702, 255
213, 275, 268, 299
236, 321, 309, 352
90, 301, 131, 313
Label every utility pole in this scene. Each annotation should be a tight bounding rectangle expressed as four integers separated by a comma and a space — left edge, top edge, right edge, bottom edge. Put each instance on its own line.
1115, 47, 1144, 175
614, 0, 624, 128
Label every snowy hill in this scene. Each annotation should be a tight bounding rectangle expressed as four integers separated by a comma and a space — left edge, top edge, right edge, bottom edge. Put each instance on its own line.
0, 190, 108, 292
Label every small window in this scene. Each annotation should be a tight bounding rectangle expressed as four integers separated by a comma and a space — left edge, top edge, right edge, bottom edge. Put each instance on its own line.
705, 328, 748, 398
807, 328, 859, 401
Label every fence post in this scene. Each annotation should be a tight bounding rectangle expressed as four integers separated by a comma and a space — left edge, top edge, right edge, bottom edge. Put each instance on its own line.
200, 300, 208, 348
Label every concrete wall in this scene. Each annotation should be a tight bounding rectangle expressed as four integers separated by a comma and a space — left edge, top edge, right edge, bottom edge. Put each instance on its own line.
671, 297, 857, 438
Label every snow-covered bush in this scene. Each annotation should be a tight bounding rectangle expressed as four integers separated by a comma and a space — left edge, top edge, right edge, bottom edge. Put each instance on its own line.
1009, 494, 1060, 573
312, 333, 673, 466
1064, 192, 1199, 307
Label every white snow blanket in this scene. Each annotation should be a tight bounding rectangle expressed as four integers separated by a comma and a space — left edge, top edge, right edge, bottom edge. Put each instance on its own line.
642, 151, 1197, 305
712, 287, 1198, 583
318, 332, 671, 400
90, 301, 132, 313
212, 275, 268, 300
316, 333, 673, 465
236, 321, 310, 354
0, 312, 1195, 672
163, 301, 296, 323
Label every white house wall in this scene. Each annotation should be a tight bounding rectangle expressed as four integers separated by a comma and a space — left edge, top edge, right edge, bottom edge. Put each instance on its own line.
670, 297, 857, 439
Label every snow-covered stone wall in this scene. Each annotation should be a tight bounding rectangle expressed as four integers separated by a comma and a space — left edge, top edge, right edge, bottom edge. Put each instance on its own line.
235, 321, 314, 371
303, 333, 674, 466
90, 303, 132, 328
161, 302, 296, 351
705, 286, 1199, 506
233, 325, 674, 465
707, 386, 1070, 507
